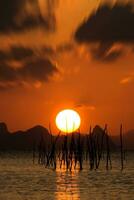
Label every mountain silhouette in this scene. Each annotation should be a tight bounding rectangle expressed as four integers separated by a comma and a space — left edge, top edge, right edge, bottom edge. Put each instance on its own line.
124, 130, 134, 150
112, 130, 134, 150
0, 122, 51, 150
0, 123, 133, 150
92, 125, 117, 149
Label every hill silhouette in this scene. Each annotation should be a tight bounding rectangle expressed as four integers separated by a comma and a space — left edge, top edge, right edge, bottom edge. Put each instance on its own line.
112, 130, 134, 150
92, 125, 116, 149
124, 130, 134, 150
0, 122, 50, 150
0, 123, 133, 150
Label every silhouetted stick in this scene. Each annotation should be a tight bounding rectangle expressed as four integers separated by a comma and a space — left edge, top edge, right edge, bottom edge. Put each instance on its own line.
106, 128, 112, 170
46, 131, 61, 169
69, 133, 75, 171
120, 124, 124, 170
35, 124, 127, 171
77, 131, 83, 170
32, 141, 36, 164
96, 124, 107, 169
38, 136, 44, 164
49, 123, 53, 145
92, 136, 97, 170
89, 128, 95, 170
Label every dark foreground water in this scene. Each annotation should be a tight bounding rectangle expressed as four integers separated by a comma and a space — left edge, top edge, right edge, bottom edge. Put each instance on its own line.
0, 152, 133, 200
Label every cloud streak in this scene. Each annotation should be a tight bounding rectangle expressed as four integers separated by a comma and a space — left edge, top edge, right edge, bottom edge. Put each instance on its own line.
75, 3, 134, 62
0, 46, 58, 90
0, 0, 56, 33
120, 76, 134, 84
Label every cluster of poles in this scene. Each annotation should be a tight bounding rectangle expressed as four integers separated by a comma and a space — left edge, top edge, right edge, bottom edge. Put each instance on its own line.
33, 124, 125, 171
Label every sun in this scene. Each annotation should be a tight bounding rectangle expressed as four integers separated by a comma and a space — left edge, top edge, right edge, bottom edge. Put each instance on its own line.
56, 109, 81, 133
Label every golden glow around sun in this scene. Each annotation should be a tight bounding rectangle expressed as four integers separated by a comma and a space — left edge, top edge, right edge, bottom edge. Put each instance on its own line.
56, 109, 81, 133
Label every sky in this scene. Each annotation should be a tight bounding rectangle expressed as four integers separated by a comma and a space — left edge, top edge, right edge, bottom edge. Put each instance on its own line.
0, 0, 134, 134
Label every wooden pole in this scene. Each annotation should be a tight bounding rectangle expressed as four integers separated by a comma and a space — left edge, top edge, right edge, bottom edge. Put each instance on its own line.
120, 124, 124, 170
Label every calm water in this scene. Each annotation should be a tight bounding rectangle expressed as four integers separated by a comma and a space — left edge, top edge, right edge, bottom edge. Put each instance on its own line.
0, 152, 133, 200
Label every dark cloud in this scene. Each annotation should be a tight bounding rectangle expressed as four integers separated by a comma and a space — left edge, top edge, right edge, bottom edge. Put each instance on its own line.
42, 43, 74, 56
0, 46, 58, 89
0, 45, 57, 62
75, 3, 134, 43
42, 46, 56, 56
0, 0, 56, 33
11, 46, 34, 61
0, 51, 10, 62
0, 58, 57, 82
0, 63, 17, 82
90, 43, 124, 62
19, 58, 58, 82
0, 46, 34, 62
56, 43, 74, 53
75, 3, 134, 61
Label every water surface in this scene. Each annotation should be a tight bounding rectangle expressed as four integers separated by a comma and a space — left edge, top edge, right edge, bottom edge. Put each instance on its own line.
0, 152, 133, 200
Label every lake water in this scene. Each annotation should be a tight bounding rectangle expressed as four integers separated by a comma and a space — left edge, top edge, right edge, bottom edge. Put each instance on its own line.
0, 152, 133, 200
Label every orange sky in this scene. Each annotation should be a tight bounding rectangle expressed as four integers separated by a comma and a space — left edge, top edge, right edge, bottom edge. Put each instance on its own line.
0, 0, 134, 134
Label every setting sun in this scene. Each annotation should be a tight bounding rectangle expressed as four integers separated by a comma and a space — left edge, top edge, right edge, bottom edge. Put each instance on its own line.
56, 109, 81, 133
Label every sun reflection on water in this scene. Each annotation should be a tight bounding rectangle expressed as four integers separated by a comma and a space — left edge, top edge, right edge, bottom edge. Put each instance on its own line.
55, 162, 80, 200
